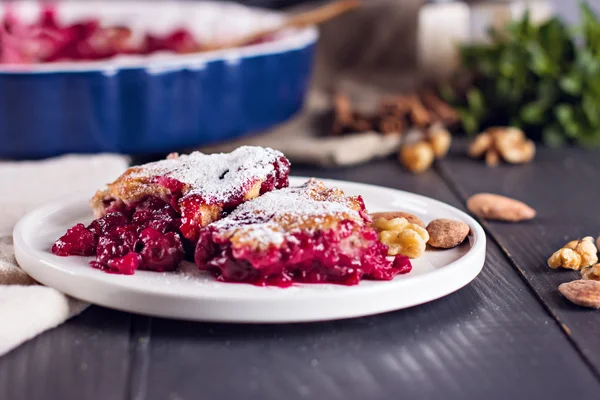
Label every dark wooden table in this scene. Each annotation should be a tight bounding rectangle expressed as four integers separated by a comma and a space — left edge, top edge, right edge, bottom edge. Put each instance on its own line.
2, 138, 600, 400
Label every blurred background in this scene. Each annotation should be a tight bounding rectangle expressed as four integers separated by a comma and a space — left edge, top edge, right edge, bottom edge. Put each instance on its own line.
1, 0, 599, 167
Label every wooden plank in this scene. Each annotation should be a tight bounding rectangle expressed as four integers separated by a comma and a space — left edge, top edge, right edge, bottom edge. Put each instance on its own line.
140, 160, 600, 400
127, 315, 153, 400
438, 139, 600, 376
0, 306, 132, 400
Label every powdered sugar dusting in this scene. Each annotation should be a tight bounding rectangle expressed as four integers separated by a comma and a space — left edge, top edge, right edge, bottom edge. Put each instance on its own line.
132, 146, 287, 203
210, 179, 364, 247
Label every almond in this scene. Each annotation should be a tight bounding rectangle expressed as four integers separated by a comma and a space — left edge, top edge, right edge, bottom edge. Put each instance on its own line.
466, 193, 536, 222
426, 219, 470, 249
369, 211, 425, 228
558, 280, 600, 309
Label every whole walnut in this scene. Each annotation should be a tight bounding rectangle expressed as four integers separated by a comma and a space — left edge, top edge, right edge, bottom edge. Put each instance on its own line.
400, 142, 434, 173
548, 237, 598, 270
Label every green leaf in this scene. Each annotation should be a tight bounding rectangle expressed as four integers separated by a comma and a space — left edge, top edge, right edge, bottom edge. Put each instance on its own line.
537, 79, 559, 103
509, 117, 522, 129
555, 104, 575, 125
582, 94, 599, 126
537, 18, 574, 64
555, 104, 582, 137
574, 118, 600, 147
439, 83, 457, 104
450, 2, 600, 147
507, 9, 532, 39
576, 48, 600, 76
559, 72, 583, 95
479, 57, 498, 77
542, 124, 566, 147
576, 133, 600, 148
496, 77, 512, 99
459, 109, 479, 134
466, 88, 485, 118
508, 80, 526, 103
520, 101, 547, 124
527, 41, 553, 76
499, 55, 516, 77
566, 123, 581, 137
580, 1, 600, 53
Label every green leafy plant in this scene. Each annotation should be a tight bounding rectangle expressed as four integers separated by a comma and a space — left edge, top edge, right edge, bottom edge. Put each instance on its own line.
454, 1, 600, 147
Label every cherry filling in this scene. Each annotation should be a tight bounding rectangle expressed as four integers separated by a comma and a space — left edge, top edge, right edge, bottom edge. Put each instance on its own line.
52, 196, 184, 275
0, 5, 279, 64
51, 157, 290, 275
51, 223, 96, 257
179, 156, 290, 242
194, 220, 412, 287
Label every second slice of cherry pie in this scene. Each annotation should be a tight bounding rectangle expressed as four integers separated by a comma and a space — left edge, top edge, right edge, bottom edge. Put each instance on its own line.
194, 179, 411, 286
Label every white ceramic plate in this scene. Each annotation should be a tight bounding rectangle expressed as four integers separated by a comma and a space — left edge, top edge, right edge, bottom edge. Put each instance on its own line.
13, 177, 486, 323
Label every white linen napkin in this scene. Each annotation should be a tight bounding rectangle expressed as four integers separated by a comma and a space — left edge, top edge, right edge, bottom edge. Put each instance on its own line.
0, 154, 129, 356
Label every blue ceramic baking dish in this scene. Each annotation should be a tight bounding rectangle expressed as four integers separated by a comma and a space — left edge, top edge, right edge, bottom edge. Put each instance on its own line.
0, 1, 317, 158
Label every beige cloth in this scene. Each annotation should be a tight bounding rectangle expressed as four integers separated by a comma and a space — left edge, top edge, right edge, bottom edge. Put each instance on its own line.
200, 90, 403, 166
202, 127, 402, 167
0, 154, 129, 356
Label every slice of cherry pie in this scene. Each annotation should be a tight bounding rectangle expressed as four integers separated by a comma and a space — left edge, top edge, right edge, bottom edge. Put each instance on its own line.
194, 179, 411, 286
52, 146, 290, 274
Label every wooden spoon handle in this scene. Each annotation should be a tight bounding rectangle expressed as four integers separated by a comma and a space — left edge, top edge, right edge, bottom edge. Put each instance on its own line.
285, 0, 360, 28
214, 0, 360, 50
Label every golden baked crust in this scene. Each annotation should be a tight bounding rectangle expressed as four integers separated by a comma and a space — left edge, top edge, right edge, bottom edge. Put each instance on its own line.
90, 166, 172, 217
90, 147, 290, 238
210, 178, 366, 251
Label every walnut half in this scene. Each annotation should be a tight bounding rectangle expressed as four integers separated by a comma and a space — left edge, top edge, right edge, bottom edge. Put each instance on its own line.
399, 125, 452, 173
468, 127, 535, 167
581, 263, 600, 281
548, 237, 598, 270
372, 217, 429, 259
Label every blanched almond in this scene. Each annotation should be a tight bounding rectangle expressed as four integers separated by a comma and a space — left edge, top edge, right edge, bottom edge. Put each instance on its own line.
467, 193, 536, 222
